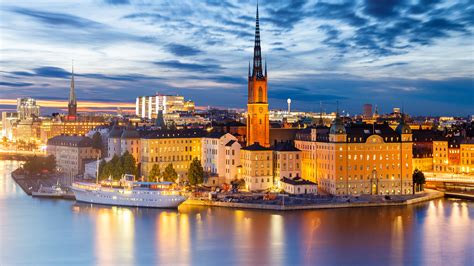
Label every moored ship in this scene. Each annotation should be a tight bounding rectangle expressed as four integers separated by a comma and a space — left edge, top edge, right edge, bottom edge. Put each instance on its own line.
71, 174, 188, 208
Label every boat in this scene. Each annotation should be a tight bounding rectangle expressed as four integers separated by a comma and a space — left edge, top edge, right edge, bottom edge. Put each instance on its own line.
71, 174, 188, 208
32, 180, 66, 198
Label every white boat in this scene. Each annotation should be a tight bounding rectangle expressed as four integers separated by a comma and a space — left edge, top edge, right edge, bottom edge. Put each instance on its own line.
71, 174, 188, 208
32, 181, 66, 198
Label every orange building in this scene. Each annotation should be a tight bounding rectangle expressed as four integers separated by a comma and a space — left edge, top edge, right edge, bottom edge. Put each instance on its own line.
296, 115, 414, 195
246, 4, 269, 148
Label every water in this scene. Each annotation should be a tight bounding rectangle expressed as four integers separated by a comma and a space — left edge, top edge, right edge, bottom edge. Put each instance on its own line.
0, 160, 473, 265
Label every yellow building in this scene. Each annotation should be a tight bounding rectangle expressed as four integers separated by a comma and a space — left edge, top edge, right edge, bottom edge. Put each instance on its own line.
40, 119, 107, 143
140, 129, 203, 181
241, 143, 273, 191
296, 115, 413, 195
295, 127, 321, 183
460, 141, 474, 175
412, 155, 433, 172
272, 141, 301, 181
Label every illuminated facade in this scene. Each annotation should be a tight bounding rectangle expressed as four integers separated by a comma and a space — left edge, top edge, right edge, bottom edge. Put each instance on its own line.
272, 141, 301, 181
241, 143, 273, 191
202, 132, 239, 180
460, 141, 474, 174
140, 129, 203, 181
434, 137, 474, 175
246, 4, 269, 148
17, 98, 40, 120
136, 94, 195, 119
47, 135, 101, 180
296, 115, 413, 195
40, 120, 108, 143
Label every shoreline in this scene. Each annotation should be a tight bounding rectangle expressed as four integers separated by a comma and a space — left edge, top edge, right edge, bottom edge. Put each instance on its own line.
182, 189, 445, 211
10, 167, 460, 210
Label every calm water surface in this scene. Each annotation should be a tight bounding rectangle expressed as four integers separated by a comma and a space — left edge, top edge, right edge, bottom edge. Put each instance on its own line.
0, 160, 473, 265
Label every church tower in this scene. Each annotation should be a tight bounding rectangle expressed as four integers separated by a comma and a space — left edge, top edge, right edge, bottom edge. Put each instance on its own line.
68, 62, 77, 120
247, 3, 269, 147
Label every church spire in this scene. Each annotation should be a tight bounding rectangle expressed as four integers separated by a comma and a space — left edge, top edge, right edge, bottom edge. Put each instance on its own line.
68, 60, 77, 120
252, 2, 264, 80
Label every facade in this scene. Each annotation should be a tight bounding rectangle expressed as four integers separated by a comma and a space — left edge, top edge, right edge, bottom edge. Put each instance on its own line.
272, 141, 301, 182
140, 129, 203, 181
107, 125, 123, 158
202, 132, 238, 179
241, 143, 273, 191
460, 140, 474, 174
120, 125, 141, 161
246, 5, 270, 148
135, 94, 195, 119
17, 98, 40, 120
1, 112, 18, 139
47, 135, 100, 181
224, 140, 242, 182
295, 115, 414, 195
295, 127, 325, 183
15, 119, 41, 142
279, 177, 317, 195
40, 120, 108, 144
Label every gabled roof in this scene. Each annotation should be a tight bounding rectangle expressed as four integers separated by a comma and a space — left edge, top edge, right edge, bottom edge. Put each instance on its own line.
225, 140, 237, 147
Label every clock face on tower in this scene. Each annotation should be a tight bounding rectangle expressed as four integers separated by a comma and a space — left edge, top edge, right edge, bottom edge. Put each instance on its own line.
259, 107, 263, 113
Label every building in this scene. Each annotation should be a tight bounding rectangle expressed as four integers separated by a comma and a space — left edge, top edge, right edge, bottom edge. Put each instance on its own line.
202, 132, 239, 181
1, 112, 18, 139
412, 129, 437, 172
296, 114, 414, 195
246, 4, 270, 148
47, 135, 100, 182
107, 125, 124, 158
272, 141, 301, 182
460, 139, 474, 174
241, 142, 273, 191
224, 139, 242, 182
295, 126, 326, 184
17, 98, 40, 120
279, 176, 317, 195
15, 119, 41, 143
140, 129, 203, 181
67, 64, 77, 121
120, 125, 141, 162
135, 94, 195, 119
40, 119, 108, 144
363, 104, 373, 119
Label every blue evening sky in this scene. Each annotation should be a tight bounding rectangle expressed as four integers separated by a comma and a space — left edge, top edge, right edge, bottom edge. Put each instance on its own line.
0, 0, 473, 115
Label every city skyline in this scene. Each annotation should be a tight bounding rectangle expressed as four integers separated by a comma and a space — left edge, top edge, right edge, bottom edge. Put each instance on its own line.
0, 0, 473, 116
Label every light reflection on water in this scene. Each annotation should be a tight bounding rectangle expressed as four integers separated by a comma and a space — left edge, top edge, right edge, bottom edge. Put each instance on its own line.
1, 160, 473, 265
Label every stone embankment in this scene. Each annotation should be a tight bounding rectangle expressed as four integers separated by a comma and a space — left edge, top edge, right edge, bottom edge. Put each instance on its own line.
183, 190, 445, 211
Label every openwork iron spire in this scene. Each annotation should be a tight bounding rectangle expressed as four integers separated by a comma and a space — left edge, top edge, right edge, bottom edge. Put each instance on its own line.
69, 61, 76, 104
252, 2, 264, 80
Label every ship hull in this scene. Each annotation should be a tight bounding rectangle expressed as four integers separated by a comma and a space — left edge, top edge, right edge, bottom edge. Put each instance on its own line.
71, 186, 187, 208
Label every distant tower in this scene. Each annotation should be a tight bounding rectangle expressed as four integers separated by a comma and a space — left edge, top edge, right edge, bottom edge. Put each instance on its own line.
68, 62, 77, 120
247, 3, 269, 147
287, 98, 291, 113
363, 104, 372, 119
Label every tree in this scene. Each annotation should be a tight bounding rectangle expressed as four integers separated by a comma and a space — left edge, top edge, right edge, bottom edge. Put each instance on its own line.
148, 164, 161, 182
121, 151, 137, 176
413, 169, 426, 193
110, 155, 123, 180
188, 157, 204, 186
162, 163, 178, 183
92, 132, 103, 152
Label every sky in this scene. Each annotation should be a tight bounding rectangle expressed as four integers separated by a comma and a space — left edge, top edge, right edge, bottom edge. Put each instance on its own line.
0, 0, 473, 116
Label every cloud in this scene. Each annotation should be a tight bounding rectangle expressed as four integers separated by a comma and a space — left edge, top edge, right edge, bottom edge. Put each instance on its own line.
166, 44, 203, 57
0, 81, 34, 87
153, 60, 222, 73
11, 7, 103, 28
103, 0, 130, 5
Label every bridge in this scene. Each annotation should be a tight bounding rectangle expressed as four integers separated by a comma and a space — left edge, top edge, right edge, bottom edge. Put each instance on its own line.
424, 172, 474, 200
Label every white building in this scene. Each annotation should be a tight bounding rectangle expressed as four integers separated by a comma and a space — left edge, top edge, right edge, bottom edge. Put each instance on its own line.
202, 132, 239, 181
136, 94, 194, 119
107, 125, 123, 158
17, 97, 40, 120
279, 176, 317, 195
224, 139, 241, 182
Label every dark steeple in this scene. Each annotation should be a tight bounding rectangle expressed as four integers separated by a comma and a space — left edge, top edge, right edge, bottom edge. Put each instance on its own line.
68, 61, 77, 120
252, 2, 265, 80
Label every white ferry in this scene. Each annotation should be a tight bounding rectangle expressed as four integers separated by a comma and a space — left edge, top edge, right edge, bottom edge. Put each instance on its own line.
71, 174, 188, 208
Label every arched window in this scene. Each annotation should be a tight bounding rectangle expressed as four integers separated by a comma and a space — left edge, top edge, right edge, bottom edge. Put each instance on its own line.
258, 87, 263, 102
